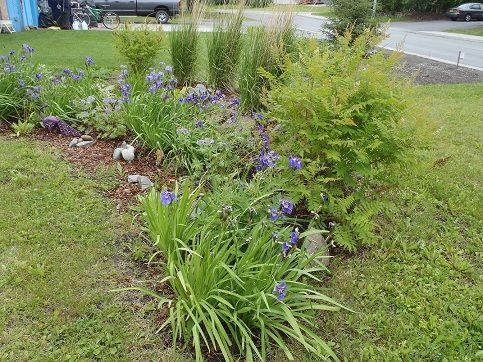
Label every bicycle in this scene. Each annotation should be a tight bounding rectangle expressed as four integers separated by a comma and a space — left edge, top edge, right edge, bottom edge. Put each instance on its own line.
72, 2, 120, 30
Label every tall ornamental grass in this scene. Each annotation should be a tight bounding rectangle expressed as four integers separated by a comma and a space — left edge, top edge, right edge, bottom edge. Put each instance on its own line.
239, 11, 295, 111
169, 1, 206, 84
206, 6, 244, 90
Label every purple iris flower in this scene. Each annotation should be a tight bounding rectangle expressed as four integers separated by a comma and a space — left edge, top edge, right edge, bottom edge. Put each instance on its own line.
290, 229, 299, 245
22, 44, 34, 54
18, 79, 25, 87
36, 73, 43, 80
280, 199, 293, 215
252, 112, 264, 120
268, 207, 280, 222
20, 55, 27, 61
288, 155, 302, 170
273, 281, 288, 301
165, 65, 173, 73
195, 120, 204, 128
85, 56, 94, 66
272, 231, 279, 240
281, 242, 290, 257
259, 150, 279, 169
228, 98, 240, 108
160, 190, 176, 205
63, 68, 72, 75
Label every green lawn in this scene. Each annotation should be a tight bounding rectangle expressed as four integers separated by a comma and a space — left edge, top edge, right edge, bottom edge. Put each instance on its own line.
321, 83, 483, 360
0, 138, 185, 360
0, 30, 170, 70
445, 27, 483, 36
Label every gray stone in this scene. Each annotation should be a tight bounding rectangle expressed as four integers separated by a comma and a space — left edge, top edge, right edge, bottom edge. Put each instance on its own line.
76, 140, 95, 148
138, 176, 153, 191
127, 175, 153, 191
193, 83, 207, 96
121, 148, 135, 162
127, 174, 140, 183
305, 232, 330, 267
69, 138, 79, 147
81, 134, 93, 141
113, 148, 123, 160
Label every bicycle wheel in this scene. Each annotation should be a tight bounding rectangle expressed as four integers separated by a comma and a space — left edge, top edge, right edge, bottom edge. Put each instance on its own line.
102, 11, 120, 30
73, 11, 91, 27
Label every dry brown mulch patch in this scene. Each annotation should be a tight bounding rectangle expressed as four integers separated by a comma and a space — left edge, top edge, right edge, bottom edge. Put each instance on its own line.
1, 123, 171, 209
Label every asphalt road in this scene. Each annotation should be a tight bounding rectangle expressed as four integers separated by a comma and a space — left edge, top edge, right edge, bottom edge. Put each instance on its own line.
240, 11, 483, 70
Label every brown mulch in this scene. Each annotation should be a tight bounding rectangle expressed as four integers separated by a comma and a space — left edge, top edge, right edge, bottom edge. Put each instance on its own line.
1, 123, 172, 209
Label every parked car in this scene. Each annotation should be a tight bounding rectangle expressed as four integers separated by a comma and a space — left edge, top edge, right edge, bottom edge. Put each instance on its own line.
94, 0, 180, 23
446, 3, 483, 21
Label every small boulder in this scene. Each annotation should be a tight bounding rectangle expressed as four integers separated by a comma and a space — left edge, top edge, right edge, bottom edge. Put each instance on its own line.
138, 176, 153, 191
127, 174, 140, 183
76, 140, 95, 148
81, 134, 93, 141
113, 148, 123, 160
305, 232, 330, 267
69, 138, 79, 147
121, 148, 135, 162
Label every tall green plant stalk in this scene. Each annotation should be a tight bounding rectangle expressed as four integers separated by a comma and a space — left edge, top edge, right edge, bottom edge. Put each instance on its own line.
207, 6, 244, 90
239, 26, 270, 112
169, 1, 206, 84
239, 10, 295, 111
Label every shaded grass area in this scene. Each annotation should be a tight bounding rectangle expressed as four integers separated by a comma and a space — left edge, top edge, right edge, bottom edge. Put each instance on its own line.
320, 83, 483, 360
0, 138, 185, 360
445, 27, 483, 36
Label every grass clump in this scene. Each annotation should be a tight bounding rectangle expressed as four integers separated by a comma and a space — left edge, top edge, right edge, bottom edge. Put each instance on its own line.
207, 7, 244, 90
239, 11, 295, 111
169, 2, 206, 84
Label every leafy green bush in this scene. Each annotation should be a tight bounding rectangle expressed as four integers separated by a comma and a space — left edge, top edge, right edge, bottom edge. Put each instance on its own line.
134, 183, 344, 361
326, 0, 380, 41
207, 9, 243, 90
113, 23, 163, 74
264, 34, 411, 250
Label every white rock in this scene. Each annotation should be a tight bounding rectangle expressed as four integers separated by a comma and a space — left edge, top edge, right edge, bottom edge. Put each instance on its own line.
127, 174, 140, 183
121, 148, 135, 162
113, 148, 123, 160
69, 138, 79, 147
76, 140, 95, 148
138, 176, 153, 191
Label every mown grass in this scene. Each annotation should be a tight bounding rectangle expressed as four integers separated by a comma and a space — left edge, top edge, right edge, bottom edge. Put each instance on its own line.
0, 138, 186, 360
0, 30, 170, 69
445, 27, 483, 36
319, 83, 483, 360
